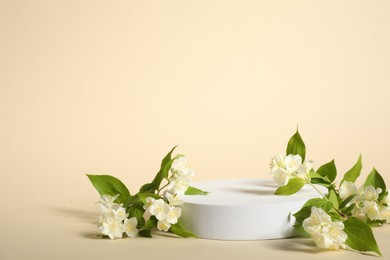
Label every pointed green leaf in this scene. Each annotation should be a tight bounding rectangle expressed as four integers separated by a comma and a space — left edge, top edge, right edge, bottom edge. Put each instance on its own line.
139, 183, 155, 193
317, 160, 337, 183
364, 168, 386, 200
343, 217, 382, 256
86, 174, 130, 203
170, 220, 197, 238
185, 186, 209, 195
151, 146, 178, 191
327, 190, 339, 213
275, 178, 306, 195
286, 130, 306, 161
310, 177, 332, 188
309, 171, 322, 179
302, 198, 332, 209
342, 155, 362, 183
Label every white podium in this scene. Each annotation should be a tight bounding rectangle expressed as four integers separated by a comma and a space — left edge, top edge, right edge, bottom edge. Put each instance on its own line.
181, 179, 323, 240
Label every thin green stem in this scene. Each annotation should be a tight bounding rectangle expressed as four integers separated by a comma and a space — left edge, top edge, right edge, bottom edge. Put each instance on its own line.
309, 182, 327, 199
308, 181, 346, 219
157, 180, 171, 195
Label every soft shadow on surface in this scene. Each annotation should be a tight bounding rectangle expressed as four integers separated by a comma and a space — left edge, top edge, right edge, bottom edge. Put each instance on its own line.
234, 188, 274, 196
81, 232, 103, 239
49, 206, 98, 224
268, 238, 326, 254
261, 183, 279, 188
49, 206, 102, 239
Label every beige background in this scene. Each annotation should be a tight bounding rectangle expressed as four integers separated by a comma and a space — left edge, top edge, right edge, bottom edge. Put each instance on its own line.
1, 0, 390, 259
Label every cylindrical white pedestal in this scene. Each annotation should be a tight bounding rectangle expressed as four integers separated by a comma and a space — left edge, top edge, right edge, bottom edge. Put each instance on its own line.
180, 179, 324, 240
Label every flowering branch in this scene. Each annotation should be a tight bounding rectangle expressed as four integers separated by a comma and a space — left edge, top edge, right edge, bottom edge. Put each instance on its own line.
87, 147, 208, 239
270, 130, 388, 256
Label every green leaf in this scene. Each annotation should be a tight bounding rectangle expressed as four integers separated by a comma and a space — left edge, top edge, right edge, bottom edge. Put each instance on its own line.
286, 130, 306, 161
317, 160, 337, 183
170, 220, 197, 238
339, 195, 356, 209
309, 171, 322, 179
327, 190, 339, 213
302, 198, 332, 209
143, 218, 157, 231
367, 219, 387, 227
138, 230, 153, 238
139, 183, 155, 193
151, 146, 178, 191
275, 178, 306, 195
123, 195, 138, 208
127, 200, 146, 227
86, 174, 130, 204
292, 224, 310, 237
293, 206, 312, 225
137, 193, 161, 204
185, 186, 209, 195
310, 177, 332, 188
343, 217, 382, 256
341, 203, 355, 216
364, 168, 386, 200
342, 155, 362, 183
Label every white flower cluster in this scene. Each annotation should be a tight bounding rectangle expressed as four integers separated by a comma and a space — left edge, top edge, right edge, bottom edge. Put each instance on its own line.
270, 154, 313, 186
95, 156, 194, 237
98, 195, 138, 239
166, 156, 194, 195
141, 156, 194, 232
303, 207, 347, 250
143, 196, 182, 231
339, 181, 390, 222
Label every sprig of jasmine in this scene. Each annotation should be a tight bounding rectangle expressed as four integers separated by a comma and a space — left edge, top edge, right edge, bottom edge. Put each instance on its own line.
87, 146, 208, 239
271, 130, 388, 256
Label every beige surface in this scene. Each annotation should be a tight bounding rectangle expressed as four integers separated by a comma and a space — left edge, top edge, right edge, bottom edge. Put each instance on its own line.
1, 0, 390, 259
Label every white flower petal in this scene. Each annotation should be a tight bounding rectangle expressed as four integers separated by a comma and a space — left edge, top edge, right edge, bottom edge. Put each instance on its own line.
270, 154, 285, 169
361, 201, 382, 221
303, 207, 347, 250
99, 216, 125, 239
157, 220, 171, 232
111, 205, 128, 221
166, 175, 191, 195
171, 156, 188, 176
285, 154, 302, 173
143, 208, 152, 221
380, 208, 390, 223
164, 192, 183, 206
339, 181, 358, 200
149, 199, 170, 221
166, 206, 182, 224
143, 197, 155, 210
98, 194, 120, 213
124, 217, 138, 238
271, 167, 291, 186
362, 186, 382, 202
